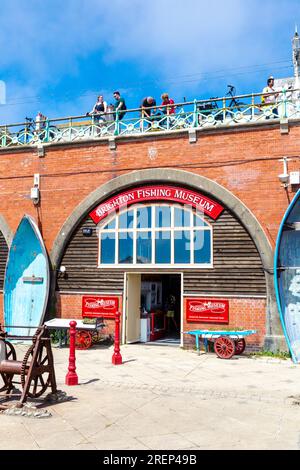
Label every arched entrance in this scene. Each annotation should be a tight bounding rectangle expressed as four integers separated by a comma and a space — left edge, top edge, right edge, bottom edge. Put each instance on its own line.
51, 169, 282, 351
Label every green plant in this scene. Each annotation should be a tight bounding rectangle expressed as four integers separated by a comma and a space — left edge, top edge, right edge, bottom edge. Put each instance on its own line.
50, 329, 68, 345
50, 330, 61, 344
250, 350, 291, 360
82, 318, 97, 325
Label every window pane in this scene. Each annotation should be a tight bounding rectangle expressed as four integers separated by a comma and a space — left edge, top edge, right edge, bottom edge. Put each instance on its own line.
155, 231, 171, 263
155, 206, 171, 228
118, 232, 133, 263
100, 233, 115, 264
194, 213, 208, 227
137, 231, 152, 264
137, 207, 152, 229
119, 210, 134, 229
174, 230, 191, 263
194, 230, 211, 264
174, 208, 191, 227
102, 218, 116, 230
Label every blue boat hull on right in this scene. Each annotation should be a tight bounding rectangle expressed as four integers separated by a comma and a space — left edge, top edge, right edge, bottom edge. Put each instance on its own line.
274, 189, 300, 363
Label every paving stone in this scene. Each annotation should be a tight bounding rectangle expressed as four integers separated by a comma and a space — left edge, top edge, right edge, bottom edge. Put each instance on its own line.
1, 343, 300, 450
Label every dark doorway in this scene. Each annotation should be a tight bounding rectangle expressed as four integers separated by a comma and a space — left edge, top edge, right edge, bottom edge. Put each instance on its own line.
140, 273, 181, 345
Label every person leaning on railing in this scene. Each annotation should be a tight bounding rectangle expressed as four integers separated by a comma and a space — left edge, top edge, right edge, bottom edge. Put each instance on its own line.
261, 76, 279, 117
113, 91, 127, 120
87, 95, 108, 123
160, 93, 176, 128
141, 96, 157, 119
141, 96, 167, 129
161, 93, 175, 115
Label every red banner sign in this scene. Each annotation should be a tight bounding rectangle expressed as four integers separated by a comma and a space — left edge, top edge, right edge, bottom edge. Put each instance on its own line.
186, 298, 229, 324
89, 185, 224, 223
82, 295, 119, 318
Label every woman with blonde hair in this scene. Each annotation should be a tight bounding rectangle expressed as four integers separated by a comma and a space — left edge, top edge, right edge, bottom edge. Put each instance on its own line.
161, 92, 175, 115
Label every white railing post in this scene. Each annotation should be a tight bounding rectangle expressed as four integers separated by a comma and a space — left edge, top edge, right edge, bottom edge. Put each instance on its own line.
69, 118, 72, 141
193, 99, 198, 127
282, 88, 287, 119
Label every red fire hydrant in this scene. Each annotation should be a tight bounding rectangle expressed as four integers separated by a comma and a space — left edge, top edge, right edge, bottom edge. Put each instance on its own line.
112, 311, 123, 365
65, 320, 79, 385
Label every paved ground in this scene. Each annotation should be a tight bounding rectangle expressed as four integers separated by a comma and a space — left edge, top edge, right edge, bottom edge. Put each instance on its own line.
1, 342, 300, 450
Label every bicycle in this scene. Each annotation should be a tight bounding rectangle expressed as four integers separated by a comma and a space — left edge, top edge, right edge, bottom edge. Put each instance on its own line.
197, 85, 250, 124
224, 85, 250, 119
17, 116, 58, 144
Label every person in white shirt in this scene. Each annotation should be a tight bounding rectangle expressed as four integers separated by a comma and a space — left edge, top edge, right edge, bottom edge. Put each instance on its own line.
262, 77, 279, 117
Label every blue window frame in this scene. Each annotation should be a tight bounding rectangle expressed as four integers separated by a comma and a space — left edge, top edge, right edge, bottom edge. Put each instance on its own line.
137, 207, 152, 229
98, 204, 213, 267
118, 232, 134, 264
100, 232, 115, 264
194, 230, 211, 264
155, 206, 171, 228
137, 231, 152, 264
174, 230, 191, 264
155, 231, 171, 264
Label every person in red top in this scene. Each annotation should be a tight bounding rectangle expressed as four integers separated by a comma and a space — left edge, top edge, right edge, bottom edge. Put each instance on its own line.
161, 93, 175, 115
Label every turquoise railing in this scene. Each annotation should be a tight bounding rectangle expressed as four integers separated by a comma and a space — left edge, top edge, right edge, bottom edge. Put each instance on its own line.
0, 89, 299, 149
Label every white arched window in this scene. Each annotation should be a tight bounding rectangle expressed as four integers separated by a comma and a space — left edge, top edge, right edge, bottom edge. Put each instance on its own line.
98, 204, 213, 268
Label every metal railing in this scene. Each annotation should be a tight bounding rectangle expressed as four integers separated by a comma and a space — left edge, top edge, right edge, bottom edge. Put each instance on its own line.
1, 89, 299, 149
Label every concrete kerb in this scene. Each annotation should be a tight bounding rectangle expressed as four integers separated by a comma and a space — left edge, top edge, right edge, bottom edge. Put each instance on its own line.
49, 168, 284, 349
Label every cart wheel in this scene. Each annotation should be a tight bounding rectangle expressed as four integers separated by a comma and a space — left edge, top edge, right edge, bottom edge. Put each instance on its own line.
75, 330, 92, 350
214, 336, 235, 359
235, 338, 246, 355
21, 342, 52, 398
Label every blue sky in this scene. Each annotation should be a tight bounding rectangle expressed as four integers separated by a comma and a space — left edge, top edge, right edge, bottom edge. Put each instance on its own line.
0, 0, 299, 124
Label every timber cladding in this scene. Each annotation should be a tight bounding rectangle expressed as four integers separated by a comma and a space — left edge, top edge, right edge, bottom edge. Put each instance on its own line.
58, 216, 124, 292
0, 233, 8, 322
184, 210, 266, 296
57, 205, 266, 297
0, 232, 8, 290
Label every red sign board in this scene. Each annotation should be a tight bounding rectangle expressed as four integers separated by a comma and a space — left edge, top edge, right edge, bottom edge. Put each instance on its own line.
82, 295, 119, 318
186, 298, 229, 324
89, 185, 224, 223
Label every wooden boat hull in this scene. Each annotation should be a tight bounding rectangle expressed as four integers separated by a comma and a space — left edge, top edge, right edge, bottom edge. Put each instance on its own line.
3, 215, 50, 337
274, 189, 300, 363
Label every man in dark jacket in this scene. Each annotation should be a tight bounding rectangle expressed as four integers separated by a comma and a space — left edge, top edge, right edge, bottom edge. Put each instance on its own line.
113, 91, 127, 120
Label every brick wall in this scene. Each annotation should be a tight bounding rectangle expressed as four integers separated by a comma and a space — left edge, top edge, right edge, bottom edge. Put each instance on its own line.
183, 297, 266, 351
0, 125, 299, 252
0, 123, 299, 347
56, 293, 123, 337
56, 293, 265, 349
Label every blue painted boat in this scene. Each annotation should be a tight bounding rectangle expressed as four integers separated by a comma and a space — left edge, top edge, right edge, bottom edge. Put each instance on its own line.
274, 189, 300, 363
3, 215, 50, 337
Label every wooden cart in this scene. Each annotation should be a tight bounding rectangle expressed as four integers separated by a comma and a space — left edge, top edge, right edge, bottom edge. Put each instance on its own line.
185, 329, 256, 359
45, 318, 106, 350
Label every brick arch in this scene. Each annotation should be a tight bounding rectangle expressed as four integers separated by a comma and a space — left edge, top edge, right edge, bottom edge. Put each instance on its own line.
0, 215, 12, 293
50, 168, 282, 351
0, 215, 13, 247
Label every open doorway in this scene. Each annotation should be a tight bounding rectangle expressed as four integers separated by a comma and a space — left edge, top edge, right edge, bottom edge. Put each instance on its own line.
124, 273, 182, 345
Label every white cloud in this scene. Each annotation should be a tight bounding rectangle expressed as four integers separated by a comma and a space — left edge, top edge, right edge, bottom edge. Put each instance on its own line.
1, 0, 297, 77
0, 0, 299, 121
